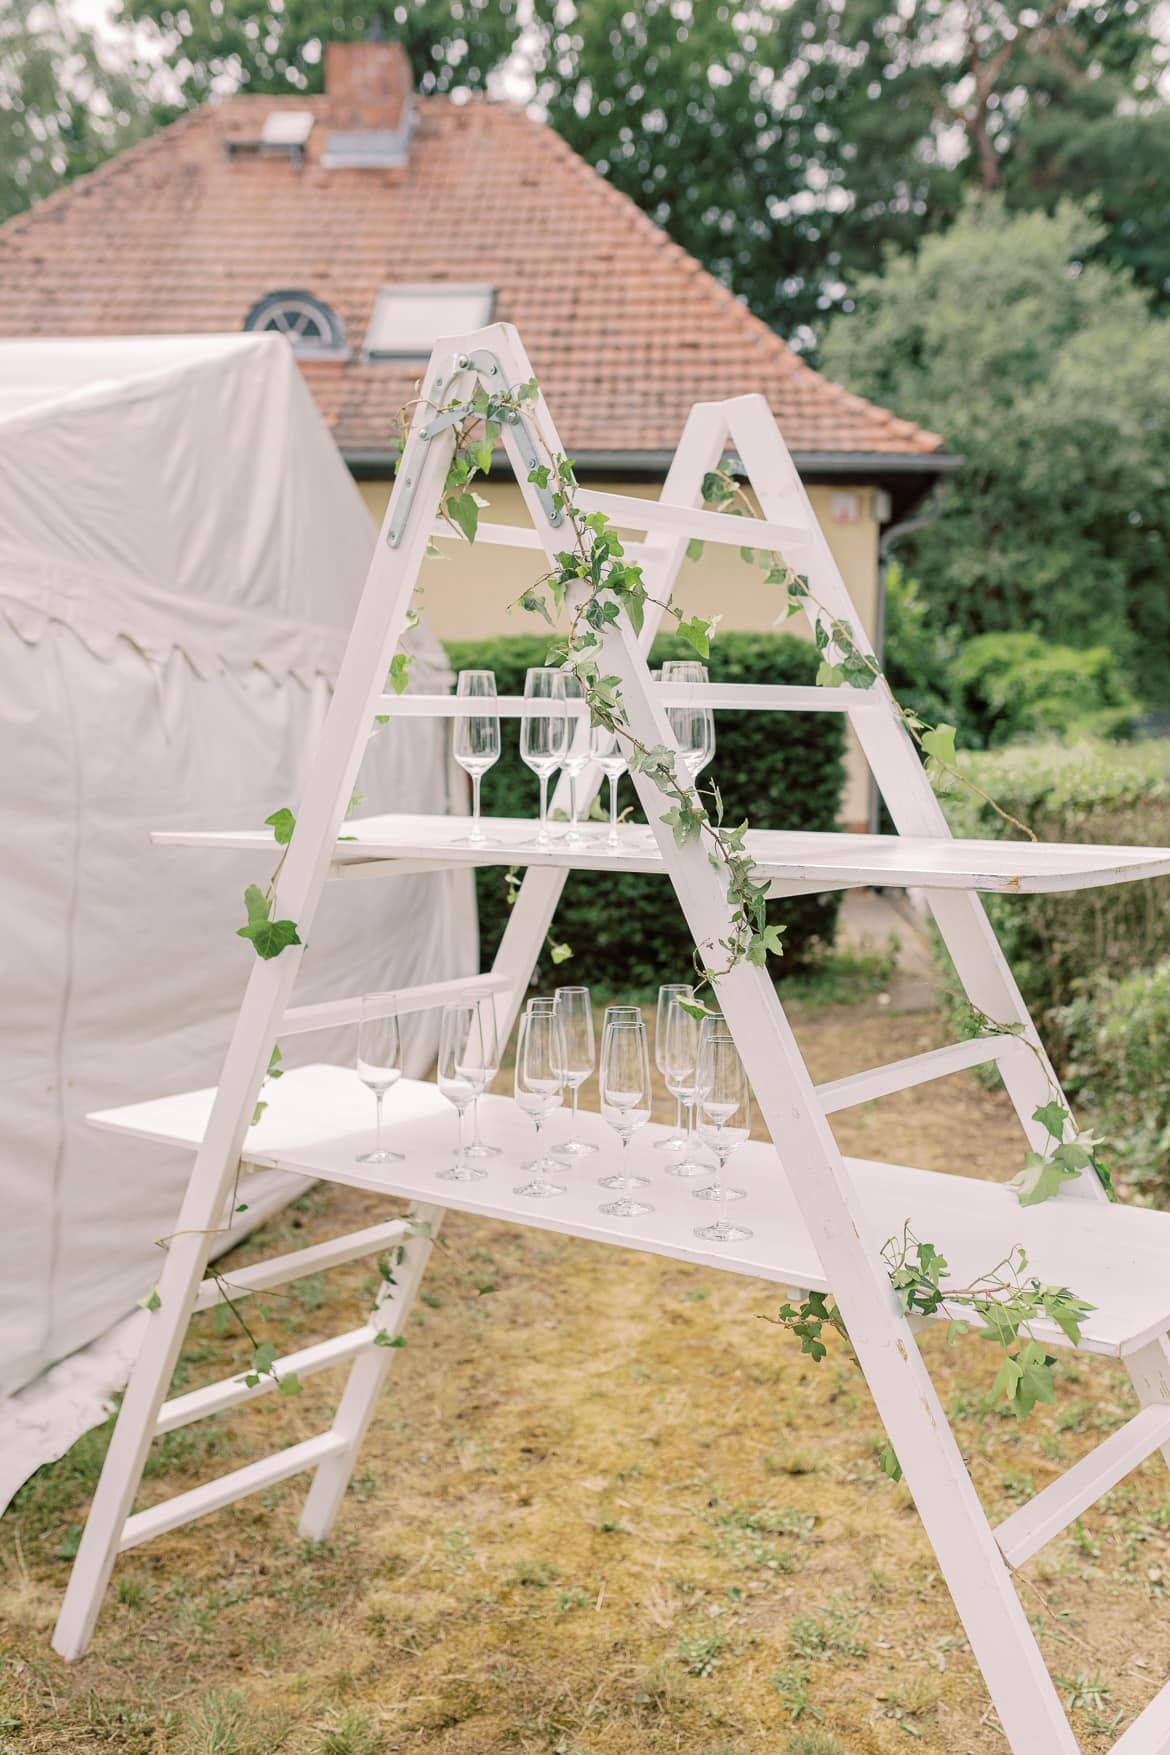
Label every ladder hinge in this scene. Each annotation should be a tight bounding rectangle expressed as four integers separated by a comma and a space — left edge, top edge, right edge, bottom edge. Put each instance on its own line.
386, 349, 564, 548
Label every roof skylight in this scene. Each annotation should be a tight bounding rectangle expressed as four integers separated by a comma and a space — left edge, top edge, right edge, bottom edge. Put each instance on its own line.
364, 285, 494, 359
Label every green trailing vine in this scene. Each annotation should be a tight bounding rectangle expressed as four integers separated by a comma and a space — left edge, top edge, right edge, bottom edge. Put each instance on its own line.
769, 1226, 1095, 1481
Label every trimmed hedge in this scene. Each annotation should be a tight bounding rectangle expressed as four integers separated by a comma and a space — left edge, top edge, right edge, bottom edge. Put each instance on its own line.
442, 631, 846, 992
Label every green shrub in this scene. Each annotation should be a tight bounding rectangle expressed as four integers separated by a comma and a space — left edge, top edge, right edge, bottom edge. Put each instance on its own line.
442, 631, 846, 992
949, 632, 1139, 747
935, 739, 1170, 1045
1056, 961, 1170, 1204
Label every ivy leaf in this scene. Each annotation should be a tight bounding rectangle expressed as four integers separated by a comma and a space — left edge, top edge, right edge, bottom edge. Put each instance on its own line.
816, 662, 845, 687
277, 1372, 303, 1397
686, 538, 705, 562
473, 438, 494, 475
267, 1043, 283, 1079
676, 615, 712, 659
1033, 1100, 1069, 1141
374, 1330, 406, 1349
660, 804, 703, 848
527, 463, 551, 489
264, 807, 295, 846
1011, 1150, 1082, 1207
446, 490, 479, 543
387, 653, 411, 696
921, 723, 958, 770
519, 589, 554, 628
138, 1285, 161, 1313
250, 1098, 267, 1126
678, 999, 710, 1021
549, 941, 574, 965
237, 887, 302, 961
251, 1341, 278, 1375
701, 470, 734, 504
746, 923, 786, 965
878, 1441, 903, 1483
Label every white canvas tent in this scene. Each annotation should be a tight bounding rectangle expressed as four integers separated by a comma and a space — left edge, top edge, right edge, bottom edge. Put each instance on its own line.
0, 334, 474, 1491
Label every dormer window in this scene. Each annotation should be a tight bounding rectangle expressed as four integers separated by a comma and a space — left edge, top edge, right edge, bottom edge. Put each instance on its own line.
244, 290, 347, 357
364, 285, 495, 360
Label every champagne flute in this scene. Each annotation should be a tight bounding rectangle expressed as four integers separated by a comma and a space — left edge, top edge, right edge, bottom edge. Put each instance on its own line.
598, 1019, 653, 1216
551, 986, 598, 1157
663, 993, 709, 1178
601, 1003, 642, 1054
589, 722, 628, 850
692, 1016, 752, 1241
653, 983, 692, 1151
560, 673, 591, 847
464, 995, 501, 1161
661, 659, 715, 781
435, 1001, 488, 1182
355, 996, 404, 1165
453, 669, 500, 847
521, 668, 567, 846
513, 1005, 566, 1197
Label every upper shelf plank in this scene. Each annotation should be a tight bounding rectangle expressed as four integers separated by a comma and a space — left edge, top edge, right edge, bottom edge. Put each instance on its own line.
150, 813, 1170, 897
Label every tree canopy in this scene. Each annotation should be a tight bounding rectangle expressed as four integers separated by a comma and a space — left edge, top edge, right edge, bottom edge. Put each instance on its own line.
821, 200, 1170, 703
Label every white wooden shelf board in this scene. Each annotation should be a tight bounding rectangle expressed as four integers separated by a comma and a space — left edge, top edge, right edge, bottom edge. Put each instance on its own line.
90, 1064, 1170, 1359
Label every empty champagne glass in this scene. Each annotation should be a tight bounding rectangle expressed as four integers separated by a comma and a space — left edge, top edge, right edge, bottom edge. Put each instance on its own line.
661, 659, 715, 782
653, 983, 692, 1151
453, 669, 500, 847
435, 1000, 489, 1182
663, 993, 710, 1178
693, 1016, 752, 1241
601, 1003, 642, 1054
598, 1019, 653, 1216
464, 996, 501, 1161
551, 986, 598, 1157
513, 1004, 566, 1197
589, 722, 628, 850
560, 674, 591, 846
521, 668, 567, 846
355, 996, 404, 1165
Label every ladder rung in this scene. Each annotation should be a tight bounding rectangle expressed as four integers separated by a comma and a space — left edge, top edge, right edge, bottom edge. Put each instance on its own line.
372, 694, 591, 719
429, 519, 661, 562
373, 684, 868, 718
994, 1403, 1170, 1570
194, 1218, 411, 1312
119, 1432, 346, 1551
574, 486, 812, 554
281, 973, 508, 1036
156, 1330, 376, 1435
815, 1037, 1020, 1115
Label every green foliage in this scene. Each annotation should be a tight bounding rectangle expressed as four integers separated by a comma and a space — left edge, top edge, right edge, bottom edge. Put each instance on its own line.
0, 0, 157, 221
443, 631, 845, 991
824, 201, 1170, 702
1057, 960, 1170, 1206
936, 738, 1170, 1038
949, 633, 1138, 747
236, 884, 301, 960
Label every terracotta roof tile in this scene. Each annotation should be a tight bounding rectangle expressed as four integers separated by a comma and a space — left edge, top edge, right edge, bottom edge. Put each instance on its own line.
0, 88, 944, 463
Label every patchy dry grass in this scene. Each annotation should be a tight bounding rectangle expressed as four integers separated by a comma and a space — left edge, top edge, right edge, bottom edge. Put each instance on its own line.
3, 995, 1169, 1754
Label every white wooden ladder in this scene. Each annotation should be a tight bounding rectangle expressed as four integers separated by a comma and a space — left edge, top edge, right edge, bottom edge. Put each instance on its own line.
54, 323, 1170, 1755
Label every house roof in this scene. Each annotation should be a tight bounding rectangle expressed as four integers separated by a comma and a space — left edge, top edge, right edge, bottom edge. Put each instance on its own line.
0, 53, 947, 474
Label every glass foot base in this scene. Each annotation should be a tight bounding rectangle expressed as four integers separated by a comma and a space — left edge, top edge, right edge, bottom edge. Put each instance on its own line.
514, 1178, 566, 1198
437, 1163, 488, 1182
653, 1135, 686, 1153
453, 832, 493, 849
598, 1172, 649, 1190
465, 1141, 502, 1159
695, 1219, 752, 1243
693, 1183, 747, 1202
664, 1158, 709, 1179
601, 1197, 654, 1218
355, 1148, 404, 1164
551, 1137, 599, 1157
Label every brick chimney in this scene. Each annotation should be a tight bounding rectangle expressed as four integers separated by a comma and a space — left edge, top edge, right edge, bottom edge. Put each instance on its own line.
324, 41, 413, 132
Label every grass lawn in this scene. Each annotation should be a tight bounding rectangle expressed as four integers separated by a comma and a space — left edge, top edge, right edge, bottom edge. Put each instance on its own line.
2, 980, 1167, 1754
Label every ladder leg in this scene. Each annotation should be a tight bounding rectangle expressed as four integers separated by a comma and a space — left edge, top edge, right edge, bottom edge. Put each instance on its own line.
1123, 1333, 1170, 1469
299, 1204, 442, 1542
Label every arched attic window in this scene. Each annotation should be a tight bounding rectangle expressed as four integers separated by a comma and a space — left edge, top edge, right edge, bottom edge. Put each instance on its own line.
243, 290, 347, 357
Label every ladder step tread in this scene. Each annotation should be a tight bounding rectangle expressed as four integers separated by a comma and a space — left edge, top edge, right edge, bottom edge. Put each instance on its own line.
119, 1433, 346, 1552
816, 1037, 1020, 1114
281, 973, 508, 1037
194, 1217, 410, 1311
156, 1330, 376, 1435
995, 1403, 1170, 1570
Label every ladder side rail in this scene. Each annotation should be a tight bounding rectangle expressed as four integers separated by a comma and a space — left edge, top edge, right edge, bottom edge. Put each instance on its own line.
590, 604, 1080, 1754
52, 333, 475, 1661
724, 394, 1100, 1194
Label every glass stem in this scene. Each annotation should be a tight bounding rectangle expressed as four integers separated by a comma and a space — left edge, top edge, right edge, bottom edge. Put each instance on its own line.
533, 1113, 544, 1169
673, 1095, 682, 1134
569, 774, 577, 826
471, 1098, 484, 1148
570, 1082, 580, 1131
539, 772, 549, 840
714, 1123, 725, 1191
608, 774, 619, 844
374, 1088, 384, 1157
471, 770, 482, 836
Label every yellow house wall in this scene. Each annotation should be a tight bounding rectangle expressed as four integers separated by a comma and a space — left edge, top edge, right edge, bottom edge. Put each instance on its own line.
358, 476, 880, 830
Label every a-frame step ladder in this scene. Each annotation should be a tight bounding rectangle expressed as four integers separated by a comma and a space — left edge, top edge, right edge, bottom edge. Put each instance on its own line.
54, 324, 1170, 1755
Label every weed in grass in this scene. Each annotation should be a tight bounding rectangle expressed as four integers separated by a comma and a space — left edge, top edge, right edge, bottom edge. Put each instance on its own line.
631, 1659, 696, 1714
176, 1689, 251, 1755
765, 1446, 829, 1476
876, 1675, 940, 1733
313, 1707, 381, 1755
784, 1735, 848, 1755
512, 1558, 560, 1587
772, 1663, 821, 1721
441, 1524, 473, 1572
999, 1471, 1036, 1503
681, 1287, 711, 1303
555, 1587, 591, 1612
674, 1622, 730, 1677
116, 1575, 145, 1607
788, 1600, 866, 1661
